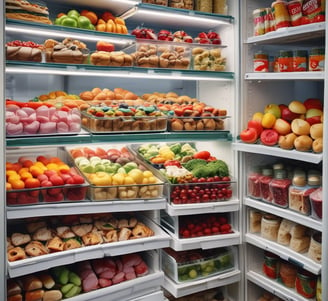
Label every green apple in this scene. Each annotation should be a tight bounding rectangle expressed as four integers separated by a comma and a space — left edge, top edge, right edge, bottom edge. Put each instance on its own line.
55, 15, 67, 25
67, 9, 80, 20
264, 103, 281, 118
61, 16, 78, 28
78, 16, 92, 29
88, 23, 96, 31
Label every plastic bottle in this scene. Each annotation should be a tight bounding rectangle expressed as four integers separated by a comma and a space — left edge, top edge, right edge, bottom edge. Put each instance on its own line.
270, 169, 291, 208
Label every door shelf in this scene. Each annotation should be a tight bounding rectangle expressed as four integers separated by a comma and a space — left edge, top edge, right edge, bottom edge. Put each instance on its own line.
8, 219, 170, 278
166, 199, 240, 216
7, 198, 167, 220
246, 233, 321, 275
233, 142, 323, 164
244, 72, 325, 81
163, 270, 241, 298
247, 270, 316, 301
246, 22, 325, 45
245, 197, 322, 232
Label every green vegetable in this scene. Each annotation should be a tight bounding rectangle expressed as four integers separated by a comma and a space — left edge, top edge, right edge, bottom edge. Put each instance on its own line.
123, 162, 138, 173
169, 143, 182, 154
182, 159, 207, 171
207, 160, 229, 177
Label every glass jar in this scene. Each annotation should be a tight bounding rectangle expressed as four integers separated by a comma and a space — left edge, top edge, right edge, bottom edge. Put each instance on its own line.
309, 48, 325, 71
271, 0, 291, 30
279, 260, 297, 288
252, 8, 266, 36
288, 170, 309, 214
247, 166, 262, 199
293, 50, 308, 72
310, 187, 323, 220
278, 50, 293, 72
270, 169, 291, 207
254, 51, 269, 72
261, 214, 281, 241
295, 269, 317, 298
259, 167, 273, 202
263, 251, 280, 279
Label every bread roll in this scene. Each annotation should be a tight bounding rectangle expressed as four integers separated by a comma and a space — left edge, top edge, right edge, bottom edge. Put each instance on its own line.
310, 123, 323, 139
278, 132, 297, 150
291, 119, 310, 135
289, 100, 307, 114
312, 137, 323, 153
43, 290, 62, 301
294, 135, 313, 151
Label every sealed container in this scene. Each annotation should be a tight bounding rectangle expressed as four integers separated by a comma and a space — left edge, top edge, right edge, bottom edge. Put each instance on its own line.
293, 50, 308, 72
264, 7, 275, 33
259, 167, 273, 202
278, 50, 293, 72
142, 0, 168, 6
194, 0, 212, 13
310, 187, 323, 220
279, 260, 297, 288
191, 45, 226, 71
253, 51, 269, 72
247, 166, 262, 199
169, 0, 193, 10
263, 251, 280, 279
309, 48, 325, 71
161, 247, 235, 283
253, 8, 266, 36
271, 0, 291, 30
301, 0, 325, 23
287, 0, 303, 26
261, 214, 281, 241
308, 232, 322, 263
270, 169, 291, 207
213, 0, 227, 15
288, 170, 310, 215
295, 269, 317, 298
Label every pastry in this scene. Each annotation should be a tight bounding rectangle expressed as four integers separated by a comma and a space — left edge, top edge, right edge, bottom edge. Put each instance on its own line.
25, 240, 49, 257
105, 229, 118, 242
6, 0, 52, 24
277, 219, 295, 245
118, 227, 132, 241
71, 223, 93, 237
7, 279, 22, 296
132, 222, 154, 238
32, 227, 54, 241
63, 238, 82, 250
82, 230, 103, 246
7, 246, 27, 261
11, 232, 31, 246
20, 275, 42, 291
46, 236, 64, 252
25, 289, 44, 301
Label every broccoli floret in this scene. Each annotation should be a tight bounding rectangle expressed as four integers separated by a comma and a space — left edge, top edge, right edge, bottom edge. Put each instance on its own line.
206, 160, 230, 177
169, 143, 182, 154
182, 159, 207, 171
191, 165, 213, 178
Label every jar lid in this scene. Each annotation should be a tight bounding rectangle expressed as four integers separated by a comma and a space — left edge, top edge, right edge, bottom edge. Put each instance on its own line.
279, 50, 293, 57
308, 175, 321, 186
262, 168, 273, 176
292, 175, 306, 186
274, 169, 287, 179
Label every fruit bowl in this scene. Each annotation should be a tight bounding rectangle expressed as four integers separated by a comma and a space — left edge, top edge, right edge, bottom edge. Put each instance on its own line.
162, 247, 235, 283
6, 148, 88, 206
66, 145, 166, 201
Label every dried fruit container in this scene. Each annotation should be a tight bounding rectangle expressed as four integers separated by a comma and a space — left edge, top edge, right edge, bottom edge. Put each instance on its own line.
6, 148, 88, 206
162, 247, 235, 283
66, 145, 166, 201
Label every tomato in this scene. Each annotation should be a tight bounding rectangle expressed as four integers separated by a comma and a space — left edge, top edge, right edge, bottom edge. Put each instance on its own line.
193, 151, 211, 160
240, 127, 258, 143
247, 119, 263, 136
260, 129, 279, 146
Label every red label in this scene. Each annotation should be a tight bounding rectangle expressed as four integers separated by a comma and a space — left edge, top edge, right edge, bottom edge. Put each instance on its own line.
302, 0, 322, 17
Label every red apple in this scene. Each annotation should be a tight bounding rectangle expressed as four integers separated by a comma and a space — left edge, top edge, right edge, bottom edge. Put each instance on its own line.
305, 108, 323, 125
273, 118, 291, 135
303, 98, 323, 110
211, 38, 222, 44
280, 104, 300, 122
40, 180, 53, 187
247, 119, 263, 136
96, 41, 115, 52
240, 127, 258, 143
207, 32, 219, 39
183, 36, 193, 43
49, 174, 65, 186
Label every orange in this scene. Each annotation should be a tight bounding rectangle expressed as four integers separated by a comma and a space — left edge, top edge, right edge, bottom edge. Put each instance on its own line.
115, 17, 125, 25
34, 161, 47, 170
10, 179, 25, 190
18, 167, 29, 175
30, 165, 44, 177
24, 178, 41, 188
7, 174, 21, 183
84, 11, 98, 25
20, 172, 33, 181
6, 182, 12, 191
38, 94, 49, 101
49, 157, 62, 164
6, 170, 18, 179
22, 159, 34, 168
46, 163, 60, 171
7, 162, 22, 172
58, 164, 70, 172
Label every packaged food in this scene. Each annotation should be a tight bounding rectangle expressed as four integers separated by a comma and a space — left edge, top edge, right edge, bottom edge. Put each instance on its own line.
288, 170, 309, 214
287, 0, 303, 26
308, 231, 322, 263
249, 210, 262, 233
261, 214, 281, 241
270, 169, 291, 207
271, 0, 291, 30
169, 0, 193, 10
293, 50, 308, 72
259, 167, 273, 202
213, 0, 227, 14
253, 8, 266, 36
247, 166, 262, 199
142, 0, 168, 5
278, 50, 293, 72
310, 187, 322, 219
253, 51, 269, 72
301, 0, 325, 23
264, 7, 275, 33
263, 251, 280, 279
295, 269, 317, 298
194, 0, 212, 12
309, 48, 325, 71
278, 260, 297, 288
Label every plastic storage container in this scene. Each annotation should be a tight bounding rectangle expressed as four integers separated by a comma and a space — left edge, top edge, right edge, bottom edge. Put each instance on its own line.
270, 169, 291, 208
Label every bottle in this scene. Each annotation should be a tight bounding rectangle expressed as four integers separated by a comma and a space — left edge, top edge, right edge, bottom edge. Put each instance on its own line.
270, 169, 291, 207
259, 167, 273, 202
304, 172, 322, 218
288, 170, 309, 214
295, 268, 317, 298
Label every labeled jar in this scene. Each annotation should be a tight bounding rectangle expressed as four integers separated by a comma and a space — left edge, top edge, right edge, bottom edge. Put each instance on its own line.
278, 50, 293, 72
259, 167, 273, 202
271, 0, 290, 30
263, 251, 280, 279
264, 7, 275, 33
213, 0, 227, 15
253, 8, 266, 36
288, 171, 309, 214
295, 269, 317, 298
270, 169, 291, 207
309, 48, 325, 71
261, 214, 281, 241
293, 50, 308, 72
254, 52, 269, 72
287, 0, 303, 26
247, 166, 262, 199
279, 260, 297, 288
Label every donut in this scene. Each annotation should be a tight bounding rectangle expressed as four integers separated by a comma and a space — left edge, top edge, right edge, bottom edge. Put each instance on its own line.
7, 246, 27, 262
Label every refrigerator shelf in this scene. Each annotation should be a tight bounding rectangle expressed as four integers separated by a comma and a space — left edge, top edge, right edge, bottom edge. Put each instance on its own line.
244, 72, 325, 81
7, 198, 167, 219
163, 269, 241, 298
247, 270, 316, 301
245, 233, 321, 275
165, 199, 240, 216
232, 142, 323, 164
245, 197, 322, 232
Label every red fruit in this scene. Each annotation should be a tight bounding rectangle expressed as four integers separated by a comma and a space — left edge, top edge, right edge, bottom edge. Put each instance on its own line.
183, 36, 193, 43
96, 41, 115, 52
199, 38, 211, 44
71, 175, 85, 184
40, 180, 53, 187
280, 104, 300, 122
204, 228, 212, 235
207, 32, 219, 39
240, 127, 258, 143
198, 32, 208, 39
173, 30, 187, 38
49, 174, 65, 186
212, 226, 220, 233
211, 38, 222, 44
218, 216, 228, 224
44, 170, 57, 178
303, 98, 323, 110
101, 11, 115, 22
59, 173, 71, 183
47, 187, 63, 195
260, 129, 279, 146
247, 119, 263, 136
220, 224, 232, 232
182, 229, 190, 238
